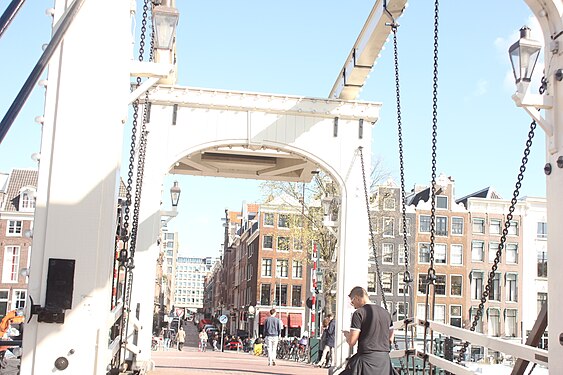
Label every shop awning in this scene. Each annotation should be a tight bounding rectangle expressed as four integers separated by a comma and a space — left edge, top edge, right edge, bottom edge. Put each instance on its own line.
280, 312, 288, 327
289, 313, 302, 328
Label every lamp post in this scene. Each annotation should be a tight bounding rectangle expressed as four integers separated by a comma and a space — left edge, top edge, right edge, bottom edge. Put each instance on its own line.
508, 13, 563, 372
152, 0, 180, 84
509, 26, 542, 95
161, 181, 181, 226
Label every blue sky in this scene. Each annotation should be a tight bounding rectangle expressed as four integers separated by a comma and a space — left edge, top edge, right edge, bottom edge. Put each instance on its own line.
0, 1, 545, 258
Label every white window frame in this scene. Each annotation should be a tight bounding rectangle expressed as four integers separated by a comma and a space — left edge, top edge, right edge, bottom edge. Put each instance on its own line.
292, 260, 303, 279
0, 290, 8, 317
2, 246, 20, 283
472, 241, 485, 262
382, 217, 394, 237
472, 218, 485, 234
277, 236, 290, 252
507, 220, 519, 236
537, 222, 547, 239
506, 243, 518, 264
450, 305, 462, 327
261, 258, 272, 277
263, 212, 274, 227
434, 243, 447, 264
418, 243, 430, 264
450, 244, 463, 265
381, 272, 393, 295
436, 196, 448, 209
278, 214, 290, 229
12, 290, 26, 310
383, 197, 396, 211
488, 308, 501, 337
451, 217, 464, 235
434, 304, 446, 324
6, 220, 23, 237
489, 219, 502, 235
419, 215, 431, 233
488, 242, 499, 263
382, 243, 394, 264
276, 259, 289, 278
262, 235, 273, 250
450, 274, 463, 297
19, 188, 36, 211
397, 272, 409, 296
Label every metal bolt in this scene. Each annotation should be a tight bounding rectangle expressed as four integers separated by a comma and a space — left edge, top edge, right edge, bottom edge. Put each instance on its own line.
54, 357, 69, 370
544, 163, 552, 175
560, 333, 563, 345
557, 156, 563, 168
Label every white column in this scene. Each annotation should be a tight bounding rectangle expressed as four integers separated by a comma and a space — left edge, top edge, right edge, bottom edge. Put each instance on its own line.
20, 0, 130, 373
333, 146, 371, 369
129, 105, 169, 367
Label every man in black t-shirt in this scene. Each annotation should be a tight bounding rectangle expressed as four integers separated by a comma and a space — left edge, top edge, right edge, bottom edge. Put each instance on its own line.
342, 286, 394, 375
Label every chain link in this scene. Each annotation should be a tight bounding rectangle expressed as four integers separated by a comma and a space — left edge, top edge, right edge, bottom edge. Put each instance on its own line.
359, 147, 388, 312
456, 119, 537, 364
422, 2, 440, 371
117, 0, 152, 366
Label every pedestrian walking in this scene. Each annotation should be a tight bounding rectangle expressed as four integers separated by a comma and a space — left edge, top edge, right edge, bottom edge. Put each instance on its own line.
341, 286, 394, 375
317, 314, 335, 367
263, 308, 283, 366
198, 329, 208, 352
176, 326, 186, 351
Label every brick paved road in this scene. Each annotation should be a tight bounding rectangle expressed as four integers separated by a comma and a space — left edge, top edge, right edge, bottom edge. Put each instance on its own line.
148, 321, 330, 375
149, 349, 330, 375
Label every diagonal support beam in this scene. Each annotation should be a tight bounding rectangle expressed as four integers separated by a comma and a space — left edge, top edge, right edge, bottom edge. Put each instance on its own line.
511, 302, 548, 375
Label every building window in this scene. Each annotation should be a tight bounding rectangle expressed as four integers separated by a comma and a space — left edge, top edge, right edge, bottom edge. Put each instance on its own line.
488, 308, 501, 337
365, 273, 376, 294
506, 273, 518, 302
488, 242, 499, 263
396, 302, 408, 322
507, 220, 519, 236
419, 243, 430, 263
450, 305, 462, 327
382, 243, 394, 264
537, 250, 547, 278
435, 275, 446, 295
537, 222, 547, 239
278, 214, 290, 228
397, 272, 409, 295
470, 307, 483, 333
435, 244, 447, 264
472, 218, 485, 234
451, 217, 464, 235
490, 273, 501, 301
400, 218, 411, 236
293, 237, 303, 252
264, 213, 274, 226
419, 215, 431, 233
450, 244, 463, 265
383, 218, 394, 237
293, 215, 303, 228
246, 264, 253, 280
436, 196, 448, 209
418, 274, 428, 295
165, 233, 175, 240
261, 258, 272, 277
292, 285, 302, 307
506, 244, 518, 264
471, 241, 484, 262
274, 284, 288, 306
2, 246, 20, 283
277, 236, 290, 252
6, 220, 22, 236
292, 260, 303, 278
0, 291, 8, 318
436, 216, 448, 236
263, 235, 273, 249
505, 309, 518, 337
20, 190, 35, 210
397, 244, 406, 265
276, 259, 289, 278
382, 273, 393, 294
12, 290, 26, 310
537, 292, 547, 314
383, 197, 395, 210
489, 219, 501, 235
471, 271, 484, 300
450, 275, 462, 296
260, 284, 271, 305
434, 304, 446, 324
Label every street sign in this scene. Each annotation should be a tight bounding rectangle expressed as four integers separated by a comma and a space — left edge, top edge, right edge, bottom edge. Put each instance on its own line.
219, 314, 228, 324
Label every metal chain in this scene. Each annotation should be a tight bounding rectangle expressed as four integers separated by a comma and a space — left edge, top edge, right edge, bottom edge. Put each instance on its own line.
384, 14, 413, 375
118, 0, 151, 363
422, 2, 439, 371
456, 120, 537, 363
359, 147, 388, 312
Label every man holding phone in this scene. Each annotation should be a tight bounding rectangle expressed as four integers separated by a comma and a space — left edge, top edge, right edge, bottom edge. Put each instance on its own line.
341, 286, 394, 375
